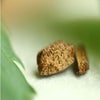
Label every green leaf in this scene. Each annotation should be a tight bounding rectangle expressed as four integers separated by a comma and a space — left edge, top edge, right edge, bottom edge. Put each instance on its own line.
1, 26, 24, 68
1, 24, 36, 100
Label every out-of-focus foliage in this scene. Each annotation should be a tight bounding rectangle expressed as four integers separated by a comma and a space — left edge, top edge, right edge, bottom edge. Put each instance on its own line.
1, 25, 36, 100
48, 19, 100, 57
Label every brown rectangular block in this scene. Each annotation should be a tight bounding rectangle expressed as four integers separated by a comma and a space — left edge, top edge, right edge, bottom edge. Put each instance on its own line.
75, 45, 89, 75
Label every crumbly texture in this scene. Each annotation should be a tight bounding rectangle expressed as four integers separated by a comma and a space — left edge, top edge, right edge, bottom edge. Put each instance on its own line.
75, 45, 89, 75
37, 40, 75, 76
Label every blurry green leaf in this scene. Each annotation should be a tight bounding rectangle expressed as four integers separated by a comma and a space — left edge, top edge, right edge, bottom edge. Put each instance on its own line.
49, 19, 100, 57
1, 26, 24, 68
1, 25, 36, 100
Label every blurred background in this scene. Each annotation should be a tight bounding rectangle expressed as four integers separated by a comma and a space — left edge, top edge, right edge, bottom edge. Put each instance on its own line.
2, 0, 100, 100
2, 0, 100, 55
2, 0, 100, 26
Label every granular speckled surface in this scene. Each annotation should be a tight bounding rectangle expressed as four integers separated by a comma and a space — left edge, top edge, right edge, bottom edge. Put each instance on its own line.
37, 41, 75, 76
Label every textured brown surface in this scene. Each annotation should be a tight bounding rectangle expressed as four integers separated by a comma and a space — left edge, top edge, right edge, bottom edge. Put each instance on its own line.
37, 41, 75, 76
75, 45, 89, 75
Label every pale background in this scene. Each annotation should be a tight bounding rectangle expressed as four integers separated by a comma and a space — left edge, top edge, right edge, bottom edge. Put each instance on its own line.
2, 0, 100, 100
